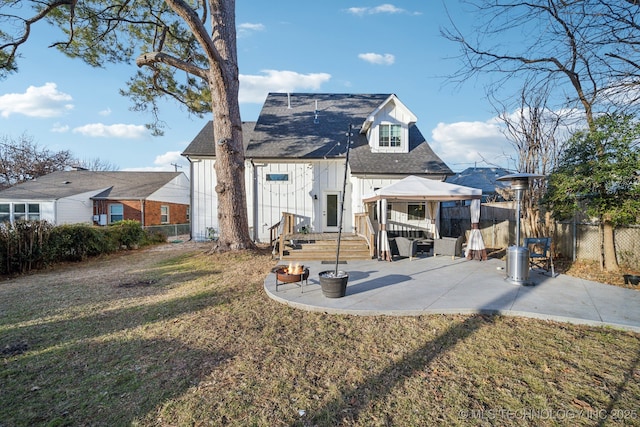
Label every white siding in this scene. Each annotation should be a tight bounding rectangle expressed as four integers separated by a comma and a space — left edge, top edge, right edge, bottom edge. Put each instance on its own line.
191, 157, 352, 242
367, 101, 411, 154
190, 158, 218, 241
147, 173, 190, 204
56, 190, 96, 224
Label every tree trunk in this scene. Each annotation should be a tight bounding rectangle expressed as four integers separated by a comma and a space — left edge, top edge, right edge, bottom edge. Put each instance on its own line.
602, 221, 619, 272
207, 0, 254, 251
211, 92, 253, 251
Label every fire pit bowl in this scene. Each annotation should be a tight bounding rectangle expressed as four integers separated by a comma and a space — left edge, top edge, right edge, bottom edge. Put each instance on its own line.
273, 264, 309, 291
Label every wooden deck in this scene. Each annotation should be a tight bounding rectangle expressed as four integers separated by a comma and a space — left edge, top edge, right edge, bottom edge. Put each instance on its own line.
277, 233, 372, 261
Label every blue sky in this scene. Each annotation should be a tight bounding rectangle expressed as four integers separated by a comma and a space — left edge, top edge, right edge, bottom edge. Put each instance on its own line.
0, 1, 518, 173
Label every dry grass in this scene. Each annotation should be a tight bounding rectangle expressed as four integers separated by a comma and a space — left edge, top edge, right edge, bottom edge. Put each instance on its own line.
1, 243, 639, 426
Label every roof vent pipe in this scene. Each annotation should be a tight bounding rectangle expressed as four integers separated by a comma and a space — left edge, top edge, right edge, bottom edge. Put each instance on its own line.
287, 93, 291, 109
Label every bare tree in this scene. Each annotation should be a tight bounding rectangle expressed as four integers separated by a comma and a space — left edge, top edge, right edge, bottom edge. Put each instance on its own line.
71, 158, 119, 171
0, 134, 74, 189
1, 0, 254, 251
491, 84, 566, 239
443, 0, 640, 271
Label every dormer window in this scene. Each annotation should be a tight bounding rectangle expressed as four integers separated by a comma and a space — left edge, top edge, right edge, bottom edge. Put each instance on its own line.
379, 124, 401, 147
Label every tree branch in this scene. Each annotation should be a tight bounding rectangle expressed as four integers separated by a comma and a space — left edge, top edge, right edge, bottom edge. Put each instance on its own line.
135, 51, 208, 80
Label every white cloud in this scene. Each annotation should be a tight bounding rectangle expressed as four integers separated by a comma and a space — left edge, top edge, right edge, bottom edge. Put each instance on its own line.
0, 82, 73, 118
51, 123, 70, 133
358, 52, 395, 65
239, 70, 331, 103
154, 151, 183, 166
123, 151, 188, 172
431, 120, 515, 170
372, 4, 404, 14
238, 22, 265, 37
72, 123, 149, 139
347, 4, 413, 15
99, 107, 112, 116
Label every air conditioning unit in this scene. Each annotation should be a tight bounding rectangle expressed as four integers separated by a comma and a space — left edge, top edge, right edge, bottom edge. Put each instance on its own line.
93, 215, 99, 222
98, 214, 107, 226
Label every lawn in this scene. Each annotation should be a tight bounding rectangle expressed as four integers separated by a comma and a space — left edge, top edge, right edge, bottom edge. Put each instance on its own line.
1, 244, 639, 426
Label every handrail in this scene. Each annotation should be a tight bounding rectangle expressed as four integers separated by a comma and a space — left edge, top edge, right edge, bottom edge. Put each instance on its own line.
269, 212, 296, 259
354, 212, 376, 258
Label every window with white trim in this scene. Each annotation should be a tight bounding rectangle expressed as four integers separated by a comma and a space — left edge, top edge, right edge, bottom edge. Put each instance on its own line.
0, 204, 10, 223
266, 173, 289, 183
109, 204, 124, 223
160, 205, 169, 224
12, 203, 40, 222
379, 124, 401, 147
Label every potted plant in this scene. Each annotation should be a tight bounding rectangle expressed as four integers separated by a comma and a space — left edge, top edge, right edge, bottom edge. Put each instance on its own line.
319, 125, 353, 298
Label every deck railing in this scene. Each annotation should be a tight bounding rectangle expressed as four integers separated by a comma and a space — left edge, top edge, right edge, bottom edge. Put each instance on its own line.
354, 212, 376, 258
269, 212, 296, 259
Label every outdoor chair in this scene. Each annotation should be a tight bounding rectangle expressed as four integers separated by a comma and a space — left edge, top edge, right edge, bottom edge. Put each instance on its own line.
392, 236, 418, 260
524, 237, 555, 277
433, 236, 464, 259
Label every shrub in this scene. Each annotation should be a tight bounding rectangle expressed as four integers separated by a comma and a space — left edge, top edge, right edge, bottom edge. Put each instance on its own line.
0, 220, 165, 275
0, 221, 54, 275
106, 220, 146, 249
47, 224, 116, 262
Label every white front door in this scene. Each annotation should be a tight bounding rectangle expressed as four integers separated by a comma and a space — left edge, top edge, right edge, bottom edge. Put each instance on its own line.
323, 191, 340, 232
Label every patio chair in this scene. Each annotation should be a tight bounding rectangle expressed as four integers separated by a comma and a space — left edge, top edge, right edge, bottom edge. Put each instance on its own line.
393, 236, 418, 261
433, 236, 464, 259
524, 237, 555, 277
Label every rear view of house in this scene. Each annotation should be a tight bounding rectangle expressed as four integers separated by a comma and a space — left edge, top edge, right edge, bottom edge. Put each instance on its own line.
0, 170, 190, 228
183, 93, 453, 242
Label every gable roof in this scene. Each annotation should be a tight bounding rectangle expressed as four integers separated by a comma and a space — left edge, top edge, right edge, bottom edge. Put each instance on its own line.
0, 170, 185, 200
446, 167, 511, 195
361, 94, 417, 133
363, 175, 482, 203
182, 93, 453, 177
182, 121, 256, 157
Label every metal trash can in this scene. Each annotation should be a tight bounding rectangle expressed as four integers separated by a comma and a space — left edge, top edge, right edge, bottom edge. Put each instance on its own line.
506, 245, 529, 284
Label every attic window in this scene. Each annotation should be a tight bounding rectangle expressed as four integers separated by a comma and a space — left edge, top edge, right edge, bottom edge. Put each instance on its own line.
379, 124, 401, 147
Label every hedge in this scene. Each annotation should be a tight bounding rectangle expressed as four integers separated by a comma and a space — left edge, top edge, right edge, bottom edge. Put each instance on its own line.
0, 220, 166, 275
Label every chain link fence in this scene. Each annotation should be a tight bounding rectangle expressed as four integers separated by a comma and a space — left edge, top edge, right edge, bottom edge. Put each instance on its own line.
144, 223, 190, 239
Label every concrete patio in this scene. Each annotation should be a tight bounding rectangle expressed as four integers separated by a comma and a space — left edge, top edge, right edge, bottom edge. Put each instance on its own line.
264, 255, 640, 333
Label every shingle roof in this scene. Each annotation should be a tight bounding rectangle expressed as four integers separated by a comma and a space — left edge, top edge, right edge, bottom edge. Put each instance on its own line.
446, 167, 511, 194
182, 93, 453, 176
0, 170, 184, 200
182, 121, 256, 157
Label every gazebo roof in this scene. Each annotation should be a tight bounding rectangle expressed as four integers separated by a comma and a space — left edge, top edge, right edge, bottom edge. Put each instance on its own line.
362, 175, 482, 203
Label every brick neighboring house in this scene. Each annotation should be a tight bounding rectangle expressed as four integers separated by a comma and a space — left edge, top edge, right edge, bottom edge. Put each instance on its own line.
0, 170, 190, 227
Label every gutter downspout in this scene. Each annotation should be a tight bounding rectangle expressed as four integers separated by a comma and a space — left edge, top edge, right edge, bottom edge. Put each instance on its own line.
250, 159, 259, 242
140, 199, 145, 227
187, 156, 194, 241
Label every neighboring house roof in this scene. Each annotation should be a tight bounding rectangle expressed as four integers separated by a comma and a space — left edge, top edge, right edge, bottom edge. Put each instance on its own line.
446, 167, 511, 196
0, 170, 185, 200
182, 93, 453, 177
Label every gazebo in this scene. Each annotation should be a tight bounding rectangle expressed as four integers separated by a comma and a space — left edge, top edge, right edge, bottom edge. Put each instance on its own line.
362, 175, 487, 261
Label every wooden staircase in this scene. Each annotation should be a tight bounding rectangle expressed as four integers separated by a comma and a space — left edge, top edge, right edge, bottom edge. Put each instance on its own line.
278, 233, 372, 261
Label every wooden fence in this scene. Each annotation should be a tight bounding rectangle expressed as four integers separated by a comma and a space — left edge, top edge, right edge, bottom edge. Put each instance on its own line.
441, 204, 640, 269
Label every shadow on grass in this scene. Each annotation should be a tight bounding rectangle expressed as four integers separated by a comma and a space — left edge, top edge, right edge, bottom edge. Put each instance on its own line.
1, 334, 231, 426
0, 284, 236, 356
308, 314, 498, 425
0, 276, 242, 425
306, 282, 639, 426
